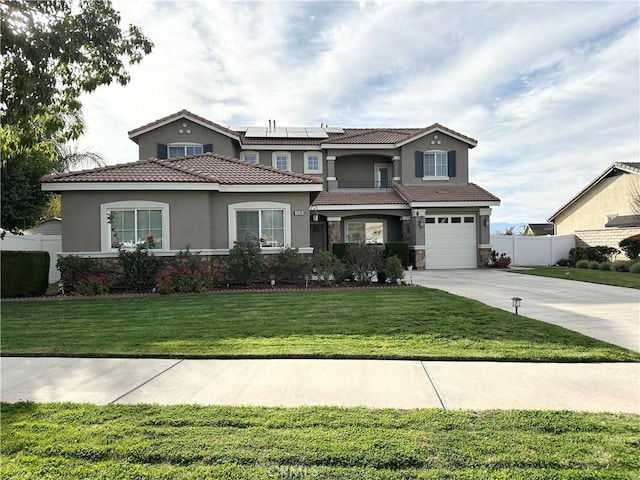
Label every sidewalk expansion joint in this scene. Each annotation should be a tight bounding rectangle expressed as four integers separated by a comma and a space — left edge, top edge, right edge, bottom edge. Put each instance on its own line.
108, 359, 184, 405
421, 362, 447, 410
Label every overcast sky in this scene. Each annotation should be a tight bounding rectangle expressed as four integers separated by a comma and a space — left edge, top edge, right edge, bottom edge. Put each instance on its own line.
77, 0, 640, 224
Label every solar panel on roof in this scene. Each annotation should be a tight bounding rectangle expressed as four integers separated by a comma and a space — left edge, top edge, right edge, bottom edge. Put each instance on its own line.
324, 127, 345, 133
244, 127, 268, 137
305, 127, 329, 138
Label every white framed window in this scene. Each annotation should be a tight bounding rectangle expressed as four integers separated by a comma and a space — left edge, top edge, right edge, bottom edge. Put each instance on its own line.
272, 151, 291, 171
424, 151, 448, 178
241, 151, 260, 164
304, 151, 322, 174
228, 202, 292, 247
100, 201, 170, 252
345, 220, 385, 244
168, 143, 204, 158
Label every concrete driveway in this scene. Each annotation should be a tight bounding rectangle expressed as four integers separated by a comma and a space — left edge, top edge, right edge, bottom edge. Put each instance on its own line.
410, 269, 640, 353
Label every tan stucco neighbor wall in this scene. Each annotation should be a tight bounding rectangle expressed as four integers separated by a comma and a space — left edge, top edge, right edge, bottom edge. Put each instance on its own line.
576, 227, 640, 260
554, 173, 639, 235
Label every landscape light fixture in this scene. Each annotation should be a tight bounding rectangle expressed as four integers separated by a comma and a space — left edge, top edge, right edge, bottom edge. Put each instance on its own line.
511, 297, 522, 315
270, 279, 276, 288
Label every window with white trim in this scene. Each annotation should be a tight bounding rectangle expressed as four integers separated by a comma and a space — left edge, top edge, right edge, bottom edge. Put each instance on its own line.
424, 151, 448, 177
304, 151, 322, 174
101, 201, 170, 251
228, 202, 291, 247
272, 151, 291, 171
168, 144, 203, 158
241, 151, 259, 164
346, 221, 384, 244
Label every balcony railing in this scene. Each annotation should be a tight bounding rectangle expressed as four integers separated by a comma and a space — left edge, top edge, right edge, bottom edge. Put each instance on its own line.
337, 180, 392, 189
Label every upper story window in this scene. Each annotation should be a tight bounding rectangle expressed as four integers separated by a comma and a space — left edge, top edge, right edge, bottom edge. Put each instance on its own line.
272, 151, 291, 171
304, 151, 322, 174
241, 151, 259, 164
415, 150, 456, 179
168, 143, 204, 158
424, 151, 448, 177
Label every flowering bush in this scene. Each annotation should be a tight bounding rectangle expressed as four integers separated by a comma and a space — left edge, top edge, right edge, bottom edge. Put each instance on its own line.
611, 261, 630, 273
155, 265, 222, 294
489, 251, 511, 268
75, 273, 110, 296
117, 236, 160, 292
57, 255, 104, 286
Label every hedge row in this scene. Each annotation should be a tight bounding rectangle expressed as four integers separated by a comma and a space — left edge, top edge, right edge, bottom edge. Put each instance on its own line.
1, 251, 50, 298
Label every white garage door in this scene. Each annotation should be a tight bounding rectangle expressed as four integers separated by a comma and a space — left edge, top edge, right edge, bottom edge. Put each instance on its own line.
425, 215, 477, 269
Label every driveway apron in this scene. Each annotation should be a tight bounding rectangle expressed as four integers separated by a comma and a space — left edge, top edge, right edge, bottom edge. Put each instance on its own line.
409, 269, 640, 353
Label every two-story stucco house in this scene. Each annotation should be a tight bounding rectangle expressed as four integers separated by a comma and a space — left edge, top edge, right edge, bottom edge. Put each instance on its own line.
42, 110, 500, 269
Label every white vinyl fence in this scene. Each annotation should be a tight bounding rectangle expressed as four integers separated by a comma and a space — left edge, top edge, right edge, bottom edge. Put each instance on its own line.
490, 234, 575, 266
1, 232, 62, 282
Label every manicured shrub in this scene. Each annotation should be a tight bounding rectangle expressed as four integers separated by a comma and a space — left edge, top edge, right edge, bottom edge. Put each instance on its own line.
1, 251, 50, 298
57, 254, 104, 285
556, 258, 573, 267
570, 246, 619, 263
629, 262, 640, 274
599, 262, 612, 271
384, 242, 410, 267
619, 234, 640, 260
588, 260, 600, 270
225, 241, 264, 285
382, 255, 404, 284
331, 243, 349, 261
75, 273, 110, 295
575, 259, 590, 269
156, 265, 221, 294
344, 243, 385, 283
610, 261, 630, 272
312, 250, 344, 285
266, 247, 311, 283
117, 236, 161, 292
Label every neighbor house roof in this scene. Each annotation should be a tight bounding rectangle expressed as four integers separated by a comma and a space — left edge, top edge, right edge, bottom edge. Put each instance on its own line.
42, 154, 323, 191
312, 183, 500, 209
524, 223, 554, 235
128, 109, 240, 142
604, 214, 640, 228
548, 162, 640, 222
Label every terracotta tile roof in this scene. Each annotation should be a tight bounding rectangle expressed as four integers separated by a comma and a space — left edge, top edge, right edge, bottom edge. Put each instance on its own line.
325, 124, 478, 146
312, 191, 408, 206
394, 183, 500, 203
128, 109, 239, 139
41, 154, 323, 185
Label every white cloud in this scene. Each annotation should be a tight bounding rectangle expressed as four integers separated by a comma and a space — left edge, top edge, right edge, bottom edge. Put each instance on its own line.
76, 0, 639, 223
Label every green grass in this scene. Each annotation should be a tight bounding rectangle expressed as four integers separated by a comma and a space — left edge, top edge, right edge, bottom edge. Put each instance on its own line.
511, 266, 640, 289
2, 402, 639, 479
2, 289, 638, 361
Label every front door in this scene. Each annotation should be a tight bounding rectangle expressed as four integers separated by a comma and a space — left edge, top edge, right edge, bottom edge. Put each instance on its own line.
310, 222, 327, 252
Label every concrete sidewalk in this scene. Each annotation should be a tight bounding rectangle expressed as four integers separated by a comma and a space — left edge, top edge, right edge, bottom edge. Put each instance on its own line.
409, 269, 640, 353
2, 357, 638, 413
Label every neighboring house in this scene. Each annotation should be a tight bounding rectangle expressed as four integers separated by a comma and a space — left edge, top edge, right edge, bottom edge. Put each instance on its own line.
24, 217, 62, 236
548, 162, 640, 257
41, 109, 500, 269
523, 223, 554, 236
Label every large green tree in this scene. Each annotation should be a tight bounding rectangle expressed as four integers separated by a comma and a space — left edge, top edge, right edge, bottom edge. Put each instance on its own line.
1, 0, 153, 232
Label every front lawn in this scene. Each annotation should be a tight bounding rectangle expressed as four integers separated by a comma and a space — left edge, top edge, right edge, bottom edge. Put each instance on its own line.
2, 402, 639, 479
511, 266, 640, 289
2, 289, 638, 361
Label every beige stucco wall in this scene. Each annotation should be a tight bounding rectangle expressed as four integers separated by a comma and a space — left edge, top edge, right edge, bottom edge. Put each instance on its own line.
554, 173, 639, 235
135, 119, 238, 159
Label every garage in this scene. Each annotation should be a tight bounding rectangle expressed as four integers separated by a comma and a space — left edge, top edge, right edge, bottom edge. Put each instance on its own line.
425, 215, 477, 269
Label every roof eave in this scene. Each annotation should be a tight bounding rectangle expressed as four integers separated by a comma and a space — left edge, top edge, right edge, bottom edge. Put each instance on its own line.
128, 112, 240, 143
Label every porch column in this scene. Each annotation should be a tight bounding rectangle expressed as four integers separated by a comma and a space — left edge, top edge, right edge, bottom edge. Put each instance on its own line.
392, 155, 401, 182
327, 216, 342, 251
326, 156, 338, 192
478, 207, 492, 267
